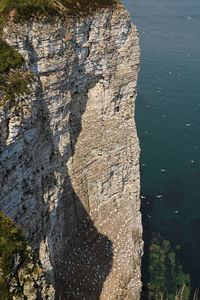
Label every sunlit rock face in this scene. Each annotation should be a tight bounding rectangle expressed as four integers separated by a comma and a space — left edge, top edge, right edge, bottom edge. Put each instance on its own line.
0, 6, 142, 299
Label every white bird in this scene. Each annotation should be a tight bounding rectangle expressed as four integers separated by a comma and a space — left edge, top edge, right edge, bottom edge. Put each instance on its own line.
160, 169, 166, 172
140, 196, 146, 199
185, 123, 191, 126
157, 195, 163, 198
174, 210, 179, 214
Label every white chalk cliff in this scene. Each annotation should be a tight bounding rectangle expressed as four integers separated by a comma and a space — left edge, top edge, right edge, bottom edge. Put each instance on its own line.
0, 6, 142, 299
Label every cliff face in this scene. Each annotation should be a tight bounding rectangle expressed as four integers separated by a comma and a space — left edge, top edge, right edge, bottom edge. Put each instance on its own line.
0, 6, 142, 299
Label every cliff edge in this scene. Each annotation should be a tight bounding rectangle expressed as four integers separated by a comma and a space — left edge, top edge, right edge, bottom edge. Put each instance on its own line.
0, 6, 142, 299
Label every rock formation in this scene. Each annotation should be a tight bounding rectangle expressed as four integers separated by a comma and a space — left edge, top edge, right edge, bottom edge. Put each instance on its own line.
0, 6, 142, 299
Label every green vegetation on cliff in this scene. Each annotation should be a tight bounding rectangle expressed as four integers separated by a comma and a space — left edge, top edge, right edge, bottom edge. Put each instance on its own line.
0, 39, 23, 73
0, 39, 33, 107
0, 211, 30, 298
0, 0, 120, 20
0, 211, 46, 299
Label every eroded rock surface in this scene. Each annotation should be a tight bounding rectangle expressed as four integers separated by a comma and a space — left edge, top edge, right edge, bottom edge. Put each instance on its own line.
0, 7, 142, 299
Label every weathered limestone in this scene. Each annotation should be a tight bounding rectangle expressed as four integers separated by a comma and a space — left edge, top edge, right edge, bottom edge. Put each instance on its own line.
0, 6, 142, 299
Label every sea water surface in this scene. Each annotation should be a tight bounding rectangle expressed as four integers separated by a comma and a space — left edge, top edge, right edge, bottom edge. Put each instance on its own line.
122, 0, 200, 294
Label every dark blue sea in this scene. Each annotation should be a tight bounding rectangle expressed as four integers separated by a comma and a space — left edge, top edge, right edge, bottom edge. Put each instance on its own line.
122, 0, 200, 295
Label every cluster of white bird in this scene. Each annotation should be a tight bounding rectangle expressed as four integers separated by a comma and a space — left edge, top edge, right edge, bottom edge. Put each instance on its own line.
99, 205, 141, 299
58, 201, 141, 299
60, 221, 112, 298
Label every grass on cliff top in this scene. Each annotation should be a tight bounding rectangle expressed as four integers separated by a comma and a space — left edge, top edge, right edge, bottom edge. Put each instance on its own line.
0, 0, 120, 21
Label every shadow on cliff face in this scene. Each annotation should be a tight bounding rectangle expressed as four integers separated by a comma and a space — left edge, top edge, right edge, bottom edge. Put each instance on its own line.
24, 22, 113, 299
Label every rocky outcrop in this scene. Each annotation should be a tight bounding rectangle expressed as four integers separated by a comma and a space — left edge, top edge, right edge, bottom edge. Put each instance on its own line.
0, 6, 142, 299
6, 246, 54, 300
